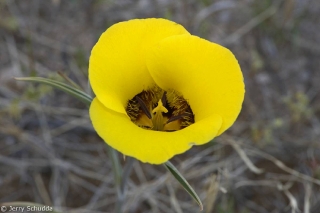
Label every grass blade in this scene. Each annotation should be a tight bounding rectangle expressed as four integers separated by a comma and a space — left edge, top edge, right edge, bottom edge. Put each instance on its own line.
15, 77, 92, 105
164, 161, 203, 211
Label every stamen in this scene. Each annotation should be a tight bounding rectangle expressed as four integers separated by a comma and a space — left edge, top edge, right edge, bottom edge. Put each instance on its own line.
126, 85, 194, 132
135, 96, 152, 119
166, 113, 188, 124
161, 91, 167, 106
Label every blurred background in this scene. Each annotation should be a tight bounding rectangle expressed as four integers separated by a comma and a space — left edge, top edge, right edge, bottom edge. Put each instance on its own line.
1, 0, 320, 212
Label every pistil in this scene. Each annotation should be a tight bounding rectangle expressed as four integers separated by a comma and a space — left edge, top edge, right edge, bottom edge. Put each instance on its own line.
126, 86, 194, 132
151, 99, 168, 131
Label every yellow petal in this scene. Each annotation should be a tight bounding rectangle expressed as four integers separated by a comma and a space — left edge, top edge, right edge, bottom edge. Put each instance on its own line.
146, 35, 244, 135
89, 18, 190, 114
90, 98, 222, 164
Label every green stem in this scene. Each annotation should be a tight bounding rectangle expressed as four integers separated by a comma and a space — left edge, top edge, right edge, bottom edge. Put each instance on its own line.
106, 146, 122, 187
115, 157, 134, 213
106, 148, 122, 212
106, 145, 130, 213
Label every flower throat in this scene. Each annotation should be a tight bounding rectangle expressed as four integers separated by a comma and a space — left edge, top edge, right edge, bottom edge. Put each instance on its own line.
126, 85, 194, 132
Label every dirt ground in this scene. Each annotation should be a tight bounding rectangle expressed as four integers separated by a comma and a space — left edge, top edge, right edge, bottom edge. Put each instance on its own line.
1, 0, 320, 213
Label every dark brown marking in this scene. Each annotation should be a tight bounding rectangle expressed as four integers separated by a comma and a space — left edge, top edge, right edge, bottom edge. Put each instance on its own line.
166, 113, 188, 124
161, 91, 167, 107
135, 96, 152, 119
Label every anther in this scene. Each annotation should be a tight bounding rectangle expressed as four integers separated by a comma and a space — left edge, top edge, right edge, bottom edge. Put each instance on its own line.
135, 96, 152, 119
126, 85, 194, 132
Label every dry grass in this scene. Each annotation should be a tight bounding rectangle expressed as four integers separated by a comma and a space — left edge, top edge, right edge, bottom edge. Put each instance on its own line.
1, 0, 320, 212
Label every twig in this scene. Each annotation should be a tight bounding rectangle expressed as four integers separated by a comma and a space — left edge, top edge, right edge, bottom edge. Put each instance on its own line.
167, 182, 183, 213
223, 2, 280, 44
235, 179, 279, 189
246, 149, 320, 186
304, 183, 312, 213
219, 138, 264, 174
85, 169, 111, 210
205, 174, 219, 213
193, 1, 236, 30
33, 173, 53, 206
277, 182, 300, 213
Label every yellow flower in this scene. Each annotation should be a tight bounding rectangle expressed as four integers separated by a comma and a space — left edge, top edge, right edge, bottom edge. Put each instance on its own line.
89, 18, 244, 164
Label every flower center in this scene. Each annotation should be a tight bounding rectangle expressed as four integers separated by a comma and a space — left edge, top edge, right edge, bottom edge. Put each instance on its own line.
126, 85, 194, 132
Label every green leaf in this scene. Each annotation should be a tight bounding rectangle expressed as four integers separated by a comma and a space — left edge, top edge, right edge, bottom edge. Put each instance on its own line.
15, 77, 93, 105
164, 161, 203, 211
